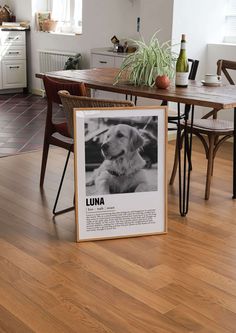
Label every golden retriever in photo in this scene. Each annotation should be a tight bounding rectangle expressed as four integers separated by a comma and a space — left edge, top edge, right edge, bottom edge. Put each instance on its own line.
86, 124, 151, 194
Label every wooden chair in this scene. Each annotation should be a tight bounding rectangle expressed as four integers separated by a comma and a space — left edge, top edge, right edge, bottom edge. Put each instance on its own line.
53, 91, 134, 215
169, 59, 234, 200
40, 75, 87, 187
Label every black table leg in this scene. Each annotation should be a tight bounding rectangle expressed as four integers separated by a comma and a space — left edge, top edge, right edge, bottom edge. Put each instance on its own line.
233, 107, 236, 199
177, 103, 194, 216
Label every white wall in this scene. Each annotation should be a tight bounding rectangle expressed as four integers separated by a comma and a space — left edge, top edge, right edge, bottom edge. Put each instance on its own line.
172, 0, 226, 80
171, 0, 226, 118
139, 0, 173, 43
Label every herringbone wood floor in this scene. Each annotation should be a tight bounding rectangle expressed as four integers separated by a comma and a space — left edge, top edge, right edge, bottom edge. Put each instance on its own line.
0, 93, 63, 157
0, 140, 235, 333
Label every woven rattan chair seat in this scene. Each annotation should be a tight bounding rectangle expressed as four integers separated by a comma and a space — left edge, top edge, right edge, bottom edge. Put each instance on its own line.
181, 118, 233, 132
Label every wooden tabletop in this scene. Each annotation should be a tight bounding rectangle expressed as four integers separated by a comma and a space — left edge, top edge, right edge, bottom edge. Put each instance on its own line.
36, 68, 236, 110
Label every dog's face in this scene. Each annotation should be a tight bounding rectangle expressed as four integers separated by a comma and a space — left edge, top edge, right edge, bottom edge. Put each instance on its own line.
101, 124, 143, 160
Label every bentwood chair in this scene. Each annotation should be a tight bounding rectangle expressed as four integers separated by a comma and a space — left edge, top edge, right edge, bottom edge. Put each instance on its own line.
54, 91, 134, 215
40, 75, 87, 188
169, 59, 234, 200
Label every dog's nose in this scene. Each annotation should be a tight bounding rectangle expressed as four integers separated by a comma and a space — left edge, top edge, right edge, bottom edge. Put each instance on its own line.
101, 142, 109, 152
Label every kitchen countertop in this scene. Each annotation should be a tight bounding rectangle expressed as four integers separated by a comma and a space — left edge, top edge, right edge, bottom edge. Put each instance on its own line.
0, 26, 30, 31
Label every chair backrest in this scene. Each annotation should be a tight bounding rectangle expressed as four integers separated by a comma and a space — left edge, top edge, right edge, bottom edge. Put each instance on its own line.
188, 58, 199, 80
217, 59, 236, 85
58, 90, 134, 138
202, 59, 236, 120
43, 75, 87, 105
42, 76, 87, 129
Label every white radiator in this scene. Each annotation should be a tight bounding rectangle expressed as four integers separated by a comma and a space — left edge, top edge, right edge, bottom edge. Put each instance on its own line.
38, 49, 76, 73
38, 49, 77, 95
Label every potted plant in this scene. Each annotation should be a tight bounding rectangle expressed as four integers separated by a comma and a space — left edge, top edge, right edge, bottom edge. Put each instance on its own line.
114, 31, 176, 88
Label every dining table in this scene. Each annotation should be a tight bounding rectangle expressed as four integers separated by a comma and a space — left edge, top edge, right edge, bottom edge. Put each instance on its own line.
36, 68, 236, 216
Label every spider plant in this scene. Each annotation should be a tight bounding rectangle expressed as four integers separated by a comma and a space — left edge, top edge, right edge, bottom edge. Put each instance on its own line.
114, 31, 177, 87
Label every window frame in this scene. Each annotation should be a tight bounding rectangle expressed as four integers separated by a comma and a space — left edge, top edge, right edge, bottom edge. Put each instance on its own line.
224, 0, 236, 43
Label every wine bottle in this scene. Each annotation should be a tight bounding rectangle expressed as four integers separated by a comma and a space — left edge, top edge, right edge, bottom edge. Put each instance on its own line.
175, 34, 189, 87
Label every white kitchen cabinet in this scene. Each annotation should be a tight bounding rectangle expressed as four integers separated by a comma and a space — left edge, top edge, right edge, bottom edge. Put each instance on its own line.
91, 48, 126, 100
0, 30, 27, 91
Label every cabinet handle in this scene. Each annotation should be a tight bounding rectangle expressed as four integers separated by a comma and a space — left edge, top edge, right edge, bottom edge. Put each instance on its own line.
9, 66, 20, 69
8, 37, 19, 40
9, 52, 20, 55
99, 61, 107, 64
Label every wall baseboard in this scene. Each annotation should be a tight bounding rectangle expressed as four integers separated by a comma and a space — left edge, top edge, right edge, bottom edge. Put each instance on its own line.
168, 131, 177, 142
31, 88, 45, 97
0, 88, 25, 94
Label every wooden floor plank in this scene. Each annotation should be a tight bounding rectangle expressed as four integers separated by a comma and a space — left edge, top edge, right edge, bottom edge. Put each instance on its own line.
0, 239, 66, 288
53, 253, 176, 314
165, 304, 232, 333
151, 264, 236, 314
0, 304, 35, 333
50, 280, 190, 333
0, 277, 76, 333
186, 264, 236, 297
158, 282, 236, 331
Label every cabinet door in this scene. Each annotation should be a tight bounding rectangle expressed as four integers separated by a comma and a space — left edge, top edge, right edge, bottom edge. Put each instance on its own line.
2, 60, 27, 89
91, 54, 115, 68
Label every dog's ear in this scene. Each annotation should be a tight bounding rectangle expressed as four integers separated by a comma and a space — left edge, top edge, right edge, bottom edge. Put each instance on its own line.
130, 128, 144, 151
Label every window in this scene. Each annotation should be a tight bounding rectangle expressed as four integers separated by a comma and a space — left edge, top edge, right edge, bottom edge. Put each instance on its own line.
48, 0, 82, 34
225, 0, 236, 42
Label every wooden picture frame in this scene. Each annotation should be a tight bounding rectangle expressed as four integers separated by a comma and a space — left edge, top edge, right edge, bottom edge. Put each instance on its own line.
35, 11, 51, 31
73, 106, 167, 242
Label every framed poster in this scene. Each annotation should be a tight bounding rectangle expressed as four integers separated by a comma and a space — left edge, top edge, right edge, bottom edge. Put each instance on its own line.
74, 106, 167, 242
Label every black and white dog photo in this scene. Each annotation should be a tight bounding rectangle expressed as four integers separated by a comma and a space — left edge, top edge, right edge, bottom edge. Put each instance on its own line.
85, 116, 158, 196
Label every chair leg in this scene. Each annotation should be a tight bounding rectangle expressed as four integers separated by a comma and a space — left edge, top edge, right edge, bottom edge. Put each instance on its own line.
205, 135, 215, 200
40, 140, 50, 187
53, 145, 74, 215
169, 138, 179, 185
211, 136, 219, 176
211, 159, 214, 176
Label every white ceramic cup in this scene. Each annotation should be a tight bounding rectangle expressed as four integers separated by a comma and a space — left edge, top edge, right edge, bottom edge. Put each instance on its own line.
204, 74, 221, 84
